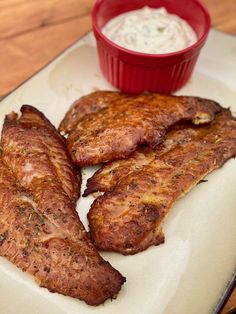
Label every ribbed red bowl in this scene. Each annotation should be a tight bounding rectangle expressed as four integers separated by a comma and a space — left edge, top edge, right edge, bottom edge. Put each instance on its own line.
92, 0, 211, 94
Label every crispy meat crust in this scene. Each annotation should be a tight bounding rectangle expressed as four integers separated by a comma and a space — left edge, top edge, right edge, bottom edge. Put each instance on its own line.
59, 91, 127, 135
63, 91, 221, 166
6, 105, 81, 203
87, 110, 236, 255
0, 105, 125, 305
83, 146, 155, 196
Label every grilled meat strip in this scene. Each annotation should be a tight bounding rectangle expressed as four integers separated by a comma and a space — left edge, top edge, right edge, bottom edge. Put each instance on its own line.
0, 105, 125, 305
10, 105, 81, 203
88, 110, 236, 255
84, 146, 155, 196
59, 91, 127, 135
63, 91, 220, 167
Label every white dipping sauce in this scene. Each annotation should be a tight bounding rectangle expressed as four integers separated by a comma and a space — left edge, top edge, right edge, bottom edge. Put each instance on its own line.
102, 7, 197, 54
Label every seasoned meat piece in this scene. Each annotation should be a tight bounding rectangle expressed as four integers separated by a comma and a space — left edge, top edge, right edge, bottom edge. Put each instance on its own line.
64, 92, 220, 166
5, 106, 81, 203
3, 105, 81, 207
59, 91, 128, 134
88, 110, 236, 255
0, 106, 125, 305
83, 146, 155, 196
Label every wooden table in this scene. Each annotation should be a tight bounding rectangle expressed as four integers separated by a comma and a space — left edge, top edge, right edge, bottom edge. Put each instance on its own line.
0, 1, 235, 312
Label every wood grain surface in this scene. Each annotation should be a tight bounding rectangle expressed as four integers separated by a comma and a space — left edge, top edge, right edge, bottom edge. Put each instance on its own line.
0, 0, 236, 98
0, 1, 235, 313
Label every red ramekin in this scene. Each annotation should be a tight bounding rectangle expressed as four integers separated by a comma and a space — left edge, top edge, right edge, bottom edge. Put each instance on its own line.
92, 0, 211, 94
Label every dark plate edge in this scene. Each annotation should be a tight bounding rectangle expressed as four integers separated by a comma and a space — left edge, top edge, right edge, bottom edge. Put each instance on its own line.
213, 270, 236, 314
0, 28, 235, 313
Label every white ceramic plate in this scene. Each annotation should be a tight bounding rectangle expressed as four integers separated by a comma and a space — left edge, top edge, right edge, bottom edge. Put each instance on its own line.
0, 29, 235, 314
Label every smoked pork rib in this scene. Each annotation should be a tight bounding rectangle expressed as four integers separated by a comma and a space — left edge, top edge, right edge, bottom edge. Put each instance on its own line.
64, 91, 220, 166
0, 106, 125, 305
88, 110, 236, 255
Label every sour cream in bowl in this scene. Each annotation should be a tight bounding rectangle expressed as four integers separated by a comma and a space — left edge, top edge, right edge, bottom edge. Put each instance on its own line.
92, 0, 211, 94
102, 6, 198, 54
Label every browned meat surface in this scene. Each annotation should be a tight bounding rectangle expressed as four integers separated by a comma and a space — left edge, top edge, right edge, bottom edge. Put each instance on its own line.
63, 91, 220, 166
88, 110, 236, 255
84, 146, 155, 196
6, 106, 81, 203
59, 91, 128, 135
0, 106, 125, 305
